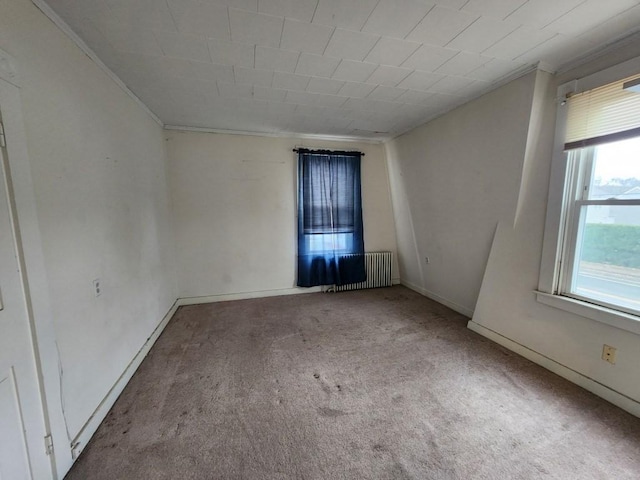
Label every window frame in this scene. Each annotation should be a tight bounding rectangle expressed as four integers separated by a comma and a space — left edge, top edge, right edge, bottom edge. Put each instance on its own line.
558, 146, 640, 316
537, 56, 640, 335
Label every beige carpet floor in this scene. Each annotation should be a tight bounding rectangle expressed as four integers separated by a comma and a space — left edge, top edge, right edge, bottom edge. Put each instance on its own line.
65, 286, 640, 479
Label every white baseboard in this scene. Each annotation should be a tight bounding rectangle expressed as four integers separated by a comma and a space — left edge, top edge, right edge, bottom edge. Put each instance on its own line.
467, 320, 640, 418
68, 299, 180, 460
178, 286, 323, 306
400, 279, 474, 318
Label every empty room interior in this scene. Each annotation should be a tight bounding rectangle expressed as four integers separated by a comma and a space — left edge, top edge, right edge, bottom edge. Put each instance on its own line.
2, 0, 640, 478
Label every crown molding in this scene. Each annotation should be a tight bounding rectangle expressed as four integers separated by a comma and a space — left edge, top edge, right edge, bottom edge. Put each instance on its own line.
557, 29, 640, 76
163, 125, 387, 144
31, 0, 163, 127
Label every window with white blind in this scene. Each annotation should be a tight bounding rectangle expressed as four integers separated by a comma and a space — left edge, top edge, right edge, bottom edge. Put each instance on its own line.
538, 61, 640, 332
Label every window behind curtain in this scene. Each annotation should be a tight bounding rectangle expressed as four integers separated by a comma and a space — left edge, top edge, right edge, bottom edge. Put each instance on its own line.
297, 150, 366, 287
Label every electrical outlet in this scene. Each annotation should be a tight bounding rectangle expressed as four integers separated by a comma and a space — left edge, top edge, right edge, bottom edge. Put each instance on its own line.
602, 344, 616, 364
425, 256, 430, 264
93, 278, 101, 297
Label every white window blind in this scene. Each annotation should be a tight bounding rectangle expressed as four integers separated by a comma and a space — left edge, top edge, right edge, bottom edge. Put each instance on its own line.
565, 73, 640, 150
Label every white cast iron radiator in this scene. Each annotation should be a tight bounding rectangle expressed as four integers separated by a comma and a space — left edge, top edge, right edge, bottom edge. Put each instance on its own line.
334, 251, 393, 292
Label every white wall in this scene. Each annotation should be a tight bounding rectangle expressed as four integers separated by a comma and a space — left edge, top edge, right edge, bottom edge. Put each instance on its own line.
471, 66, 640, 413
166, 131, 398, 299
386, 54, 640, 413
0, 0, 177, 474
385, 72, 538, 316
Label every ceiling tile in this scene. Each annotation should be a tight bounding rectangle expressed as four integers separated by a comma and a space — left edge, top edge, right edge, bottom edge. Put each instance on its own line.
258, 0, 317, 21
317, 115, 354, 130
397, 70, 444, 90
406, 6, 478, 46
344, 108, 376, 121
544, 0, 637, 37
362, 0, 434, 39
365, 66, 412, 87
340, 97, 374, 112
505, 0, 583, 29
164, 77, 219, 97
323, 29, 380, 62
105, 0, 176, 31
45, 0, 640, 138
574, 4, 640, 48
116, 68, 161, 92
49, 0, 113, 21
311, 93, 349, 108
107, 52, 166, 78
433, 0, 468, 7
312, 0, 380, 30
337, 82, 377, 98
102, 25, 163, 56
166, 1, 230, 39
401, 44, 458, 72
253, 85, 288, 101
234, 66, 274, 86
366, 85, 407, 101
155, 31, 211, 62
280, 19, 334, 54
58, 14, 118, 60
446, 16, 519, 53
229, 8, 284, 47
395, 89, 435, 104
461, 0, 528, 20
272, 71, 311, 90
295, 53, 340, 77
332, 60, 378, 82
255, 46, 299, 72
512, 33, 569, 66
482, 25, 556, 60
350, 117, 395, 133
344, 98, 403, 114
364, 38, 420, 67
285, 90, 347, 107
462, 79, 491, 98
295, 104, 332, 119
164, 57, 236, 83
306, 77, 346, 94
428, 75, 476, 95
517, 35, 597, 70
213, 0, 258, 12
435, 51, 492, 75
208, 39, 255, 67
217, 82, 254, 98
466, 57, 527, 81
263, 101, 297, 115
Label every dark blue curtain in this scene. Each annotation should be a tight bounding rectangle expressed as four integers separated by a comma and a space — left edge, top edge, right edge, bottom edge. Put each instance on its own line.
297, 150, 366, 287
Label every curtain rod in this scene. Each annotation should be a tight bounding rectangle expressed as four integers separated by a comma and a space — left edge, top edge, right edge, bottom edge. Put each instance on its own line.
293, 148, 364, 156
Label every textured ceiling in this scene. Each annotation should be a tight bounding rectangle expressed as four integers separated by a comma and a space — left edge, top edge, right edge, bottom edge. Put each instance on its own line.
45, 0, 640, 139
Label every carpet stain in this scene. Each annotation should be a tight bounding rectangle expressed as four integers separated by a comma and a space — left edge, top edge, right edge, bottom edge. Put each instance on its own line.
317, 407, 348, 418
392, 393, 404, 403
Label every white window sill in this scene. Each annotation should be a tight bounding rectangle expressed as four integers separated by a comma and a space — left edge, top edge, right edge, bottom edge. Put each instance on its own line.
535, 291, 640, 336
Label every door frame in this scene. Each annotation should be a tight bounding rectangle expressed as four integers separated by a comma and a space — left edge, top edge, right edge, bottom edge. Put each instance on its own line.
0, 47, 72, 480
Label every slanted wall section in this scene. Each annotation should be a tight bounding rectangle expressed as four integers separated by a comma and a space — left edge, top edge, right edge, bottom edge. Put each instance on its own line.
471, 71, 640, 415
385, 71, 538, 316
